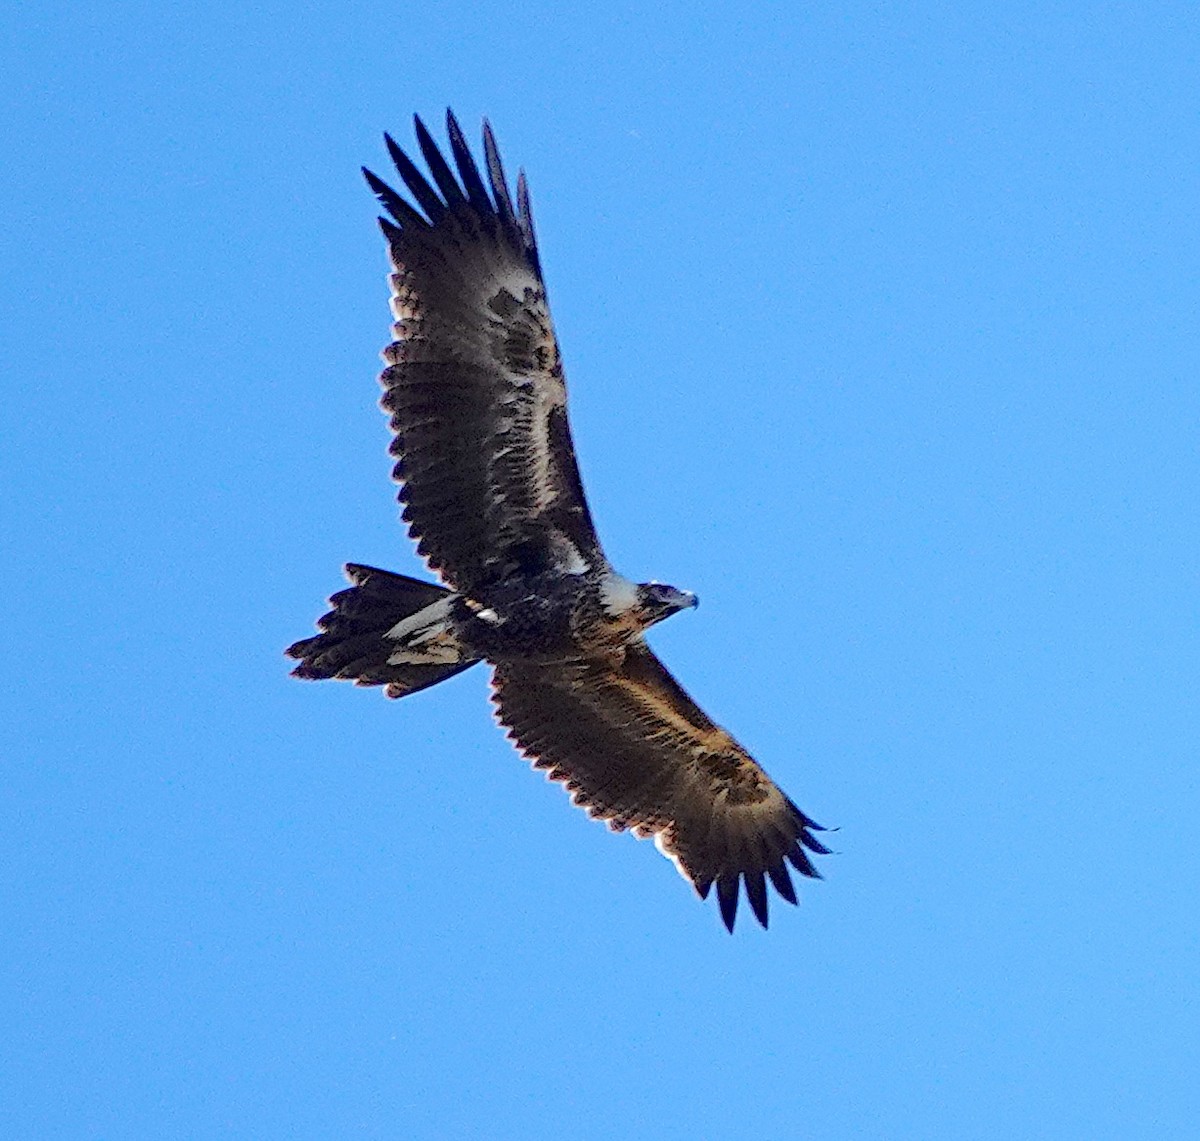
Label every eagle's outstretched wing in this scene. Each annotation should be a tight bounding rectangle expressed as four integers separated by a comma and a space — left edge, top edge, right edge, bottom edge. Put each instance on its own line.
363, 112, 603, 595
491, 643, 828, 931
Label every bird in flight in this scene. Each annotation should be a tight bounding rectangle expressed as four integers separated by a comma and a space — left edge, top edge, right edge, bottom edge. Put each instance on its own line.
287, 111, 829, 931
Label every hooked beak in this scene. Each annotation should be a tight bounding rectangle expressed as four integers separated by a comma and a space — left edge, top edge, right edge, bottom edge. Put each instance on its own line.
650, 584, 698, 616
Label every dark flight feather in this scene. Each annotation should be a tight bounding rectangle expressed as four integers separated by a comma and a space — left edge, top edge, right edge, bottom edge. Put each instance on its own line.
384, 132, 447, 222
414, 114, 467, 207
362, 167, 427, 230
445, 109, 494, 214
362, 115, 600, 594
492, 642, 826, 930
482, 120, 516, 224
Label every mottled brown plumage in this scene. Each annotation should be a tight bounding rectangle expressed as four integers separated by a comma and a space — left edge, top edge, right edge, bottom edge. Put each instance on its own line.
492, 644, 828, 931
287, 111, 828, 931
367, 118, 600, 595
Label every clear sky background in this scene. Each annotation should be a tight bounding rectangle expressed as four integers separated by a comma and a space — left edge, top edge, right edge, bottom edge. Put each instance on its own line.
3, 3, 1197, 1138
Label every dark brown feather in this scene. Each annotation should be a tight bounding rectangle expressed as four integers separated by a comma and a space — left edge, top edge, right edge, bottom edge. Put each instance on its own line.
491, 642, 824, 931
363, 117, 604, 593
286, 564, 477, 698
384, 133, 446, 222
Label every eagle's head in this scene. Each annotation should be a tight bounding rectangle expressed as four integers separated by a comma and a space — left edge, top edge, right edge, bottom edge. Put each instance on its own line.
636, 580, 699, 626
599, 572, 697, 631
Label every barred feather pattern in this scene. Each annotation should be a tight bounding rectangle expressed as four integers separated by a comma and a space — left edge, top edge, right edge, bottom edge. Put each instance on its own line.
490, 642, 827, 931
364, 112, 603, 594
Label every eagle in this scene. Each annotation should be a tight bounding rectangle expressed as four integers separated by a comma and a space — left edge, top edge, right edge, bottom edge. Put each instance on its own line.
287, 111, 829, 931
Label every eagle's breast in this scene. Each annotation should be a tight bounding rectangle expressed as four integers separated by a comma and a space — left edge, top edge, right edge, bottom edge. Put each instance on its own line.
455, 571, 586, 662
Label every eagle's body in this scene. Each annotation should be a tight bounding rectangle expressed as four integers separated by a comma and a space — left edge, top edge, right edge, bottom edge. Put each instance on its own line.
287, 112, 828, 931
386, 567, 659, 666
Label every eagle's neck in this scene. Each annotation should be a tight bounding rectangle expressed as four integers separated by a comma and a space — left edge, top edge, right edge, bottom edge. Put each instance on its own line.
598, 571, 640, 618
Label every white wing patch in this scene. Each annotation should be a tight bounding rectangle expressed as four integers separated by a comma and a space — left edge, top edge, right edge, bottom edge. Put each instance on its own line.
549, 532, 589, 576
482, 278, 568, 525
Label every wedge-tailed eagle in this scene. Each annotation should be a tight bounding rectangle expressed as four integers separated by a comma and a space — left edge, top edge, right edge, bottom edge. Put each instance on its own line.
287, 111, 828, 931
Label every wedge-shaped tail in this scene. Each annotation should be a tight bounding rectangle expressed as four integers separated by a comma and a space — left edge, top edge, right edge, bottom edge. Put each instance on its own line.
286, 564, 479, 699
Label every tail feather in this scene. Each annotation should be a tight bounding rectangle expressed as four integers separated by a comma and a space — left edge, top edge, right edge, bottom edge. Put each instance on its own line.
287, 564, 479, 699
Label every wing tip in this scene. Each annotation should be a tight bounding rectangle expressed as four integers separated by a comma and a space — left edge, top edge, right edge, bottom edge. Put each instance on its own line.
744, 869, 770, 930
716, 874, 739, 933
787, 842, 823, 880
767, 861, 798, 906
371, 111, 537, 264
363, 164, 428, 234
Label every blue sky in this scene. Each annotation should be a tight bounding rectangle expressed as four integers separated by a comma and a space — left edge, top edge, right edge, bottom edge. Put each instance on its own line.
3, 2, 1198, 1137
